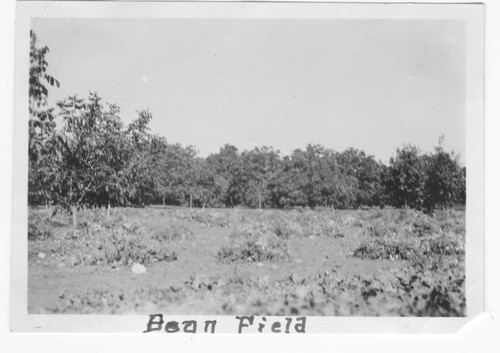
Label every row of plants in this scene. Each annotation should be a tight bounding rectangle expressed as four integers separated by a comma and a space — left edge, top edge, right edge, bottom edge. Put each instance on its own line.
48, 260, 465, 316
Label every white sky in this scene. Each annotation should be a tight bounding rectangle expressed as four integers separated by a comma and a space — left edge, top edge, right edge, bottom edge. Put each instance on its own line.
32, 19, 466, 163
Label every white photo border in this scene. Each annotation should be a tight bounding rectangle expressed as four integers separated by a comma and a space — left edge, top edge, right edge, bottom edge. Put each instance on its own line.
9, 0, 485, 335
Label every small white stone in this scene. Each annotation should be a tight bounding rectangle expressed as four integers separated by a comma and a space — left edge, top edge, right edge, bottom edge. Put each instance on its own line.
37, 252, 46, 259
192, 277, 201, 288
64, 256, 78, 267
308, 235, 316, 240
131, 263, 146, 274
295, 286, 309, 299
257, 262, 264, 267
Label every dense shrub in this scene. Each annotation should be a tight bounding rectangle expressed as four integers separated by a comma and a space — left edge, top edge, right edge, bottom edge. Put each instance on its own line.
152, 223, 193, 243
409, 213, 441, 237
353, 216, 464, 261
352, 238, 419, 260
362, 219, 400, 238
99, 231, 177, 266
28, 221, 53, 240
294, 213, 338, 237
421, 234, 465, 256
271, 218, 296, 238
218, 224, 289, 263
218, 237, 289, 263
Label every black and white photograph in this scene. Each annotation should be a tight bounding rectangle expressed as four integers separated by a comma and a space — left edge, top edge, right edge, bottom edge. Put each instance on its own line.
9, 1, 485, 334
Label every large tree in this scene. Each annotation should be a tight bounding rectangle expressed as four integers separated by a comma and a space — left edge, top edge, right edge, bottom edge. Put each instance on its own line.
160, 143, 198, 207
337, 148, 384, 207
424, 144, 465, 212
208, 145, 244, 207
280, 145, 358, 210
191, 157, 226, 209
287, 145, 326, 208
28, 30, 61, 208
268, 155, 302, 208
319, 149, 358, 211
241, 146, 281, 209
123, 110, 157, 205
54, 93, 131, 226
386, 145, 428, 209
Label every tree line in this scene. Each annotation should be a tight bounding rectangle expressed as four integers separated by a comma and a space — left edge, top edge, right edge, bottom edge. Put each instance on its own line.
28, 30, 466, 225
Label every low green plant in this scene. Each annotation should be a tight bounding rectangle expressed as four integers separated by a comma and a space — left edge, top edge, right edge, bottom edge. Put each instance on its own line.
409, 213, 441, 237
92, 230, 177, 266
270, 216, 296, 238
352, 238, 419, 260
152, 223, 192, 243
28, 221, 53, 240
218, 229, 289, 263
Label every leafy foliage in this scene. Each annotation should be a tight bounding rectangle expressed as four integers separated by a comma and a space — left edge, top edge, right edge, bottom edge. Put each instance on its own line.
28, 220, 53, 241
101, 230, 178, 266
218, 223, 290, 263
152, 223, 193, 243
424, 145, 465, 212
27, 31, 465, 213
352, 209, 465, 260
385, 145, 428, 209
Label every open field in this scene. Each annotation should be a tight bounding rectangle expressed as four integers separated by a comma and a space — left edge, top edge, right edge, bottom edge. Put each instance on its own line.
27, 207, 465, 316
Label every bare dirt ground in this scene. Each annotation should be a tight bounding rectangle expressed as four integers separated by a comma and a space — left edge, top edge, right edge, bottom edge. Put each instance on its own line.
27, 207, 465, 316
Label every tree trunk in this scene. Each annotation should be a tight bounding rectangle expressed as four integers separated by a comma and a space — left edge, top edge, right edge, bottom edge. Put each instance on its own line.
258, 193, 262, 210
202, 201, 206, 211
45, 200, 49, 216
71, 205, 77, 230
162, 196, 165, 206
189, 193, 193, 209
331, 203, 335, 217
107, 201, 111, 217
